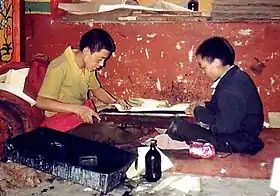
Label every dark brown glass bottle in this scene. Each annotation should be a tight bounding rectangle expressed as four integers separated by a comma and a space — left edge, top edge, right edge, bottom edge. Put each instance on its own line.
145, 139, 161, 182
187, 0, 199, 11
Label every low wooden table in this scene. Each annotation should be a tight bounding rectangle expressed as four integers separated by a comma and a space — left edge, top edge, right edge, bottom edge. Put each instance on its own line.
99, 108, 192, 129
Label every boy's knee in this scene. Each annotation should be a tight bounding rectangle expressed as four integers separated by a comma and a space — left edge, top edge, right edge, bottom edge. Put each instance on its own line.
166, 118, 191, 141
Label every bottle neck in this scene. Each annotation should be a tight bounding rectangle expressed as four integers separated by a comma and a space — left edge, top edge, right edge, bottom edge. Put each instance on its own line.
150, 143, 156, 150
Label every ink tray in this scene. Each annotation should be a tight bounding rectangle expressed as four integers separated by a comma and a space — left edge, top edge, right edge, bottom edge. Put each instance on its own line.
4, 127, 137, 194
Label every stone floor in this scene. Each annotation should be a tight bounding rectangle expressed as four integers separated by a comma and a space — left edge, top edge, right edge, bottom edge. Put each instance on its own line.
5, 172, 276, 196
1, 128, 279, 196
156, 128, 280, 179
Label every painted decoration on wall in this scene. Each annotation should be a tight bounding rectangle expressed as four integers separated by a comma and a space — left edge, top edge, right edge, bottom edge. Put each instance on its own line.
0, 0, 21, 66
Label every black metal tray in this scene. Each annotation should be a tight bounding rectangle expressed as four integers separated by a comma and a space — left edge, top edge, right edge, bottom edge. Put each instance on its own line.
4, 127, 137, 194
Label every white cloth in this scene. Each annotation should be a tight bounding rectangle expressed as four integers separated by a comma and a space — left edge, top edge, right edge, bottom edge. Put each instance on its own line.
4, 68, 29, 92
0, 68, 35, 106
143, 134, 189, 150
270, 158, 280, 191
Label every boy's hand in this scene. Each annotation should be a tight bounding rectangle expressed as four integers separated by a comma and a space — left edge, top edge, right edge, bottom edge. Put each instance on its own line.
115, 99, 131, 110
75, 105, 101, 123
185, 101, 205, 117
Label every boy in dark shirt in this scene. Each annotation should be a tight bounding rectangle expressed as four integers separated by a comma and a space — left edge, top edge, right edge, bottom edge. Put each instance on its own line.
167, 36, 264, 155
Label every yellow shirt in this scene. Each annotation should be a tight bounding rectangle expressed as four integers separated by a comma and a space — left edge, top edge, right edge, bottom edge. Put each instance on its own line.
38, 46, 100, 117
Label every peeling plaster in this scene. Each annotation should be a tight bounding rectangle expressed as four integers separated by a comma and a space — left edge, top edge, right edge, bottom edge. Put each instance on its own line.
112, 52, 116, 57
176, 75, 184, 82
145, 48, 150, 59
176, 42, 182, 50
118, 55, 122, 62
271, 52, 277, 59
156, 78, 161, 91
87, 20, 94, 28
176, 41, 185, 50
117, 79, 124, 87
179, 62, 184, 68
188, 45, 194, 62
233, 41, 243, 46
270, 77, 275, 85
137, 35, 143, 41
123, 88, 130, 95
74, 21, 82, 26
147, 40, 150, 43
160, 51, 164, 58
104, 72, 108, 78
147, 33, 157, 38
112, 89, 117, 96
50, 20, 54, 25
238, 29, 253, 36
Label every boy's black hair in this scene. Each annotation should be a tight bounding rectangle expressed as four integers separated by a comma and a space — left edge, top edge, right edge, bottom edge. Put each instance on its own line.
195, 36, 235, 66
79, 28, 116, 53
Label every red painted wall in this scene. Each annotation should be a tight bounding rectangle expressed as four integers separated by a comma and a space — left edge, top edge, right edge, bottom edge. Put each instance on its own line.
25, 14, 280, 121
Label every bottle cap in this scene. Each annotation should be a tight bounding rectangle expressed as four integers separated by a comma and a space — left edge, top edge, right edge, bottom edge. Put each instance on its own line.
151, 139, 157, 145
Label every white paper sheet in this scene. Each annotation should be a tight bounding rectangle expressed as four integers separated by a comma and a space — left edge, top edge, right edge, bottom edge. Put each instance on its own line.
144, 134, 189, 150
149, 0, 191, 12
98, 4, 164, 13
112, 103, 189, 112
58, 2, 100, 14
59, 0, 191, 15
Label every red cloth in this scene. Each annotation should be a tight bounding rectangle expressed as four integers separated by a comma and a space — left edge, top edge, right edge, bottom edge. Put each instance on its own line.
23, 55, 49, 100
40, 100, 94, 132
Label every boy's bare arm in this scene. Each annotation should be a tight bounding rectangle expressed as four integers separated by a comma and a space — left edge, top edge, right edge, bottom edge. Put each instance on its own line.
90, 87, 116, 104
36, 96, 76, 114
90, 87, 131, 110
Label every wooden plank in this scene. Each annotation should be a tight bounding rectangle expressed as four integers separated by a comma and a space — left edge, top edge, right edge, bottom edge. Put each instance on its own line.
211, 0, 280, 21
213, 6, 280, 13
64, 8, 208, 22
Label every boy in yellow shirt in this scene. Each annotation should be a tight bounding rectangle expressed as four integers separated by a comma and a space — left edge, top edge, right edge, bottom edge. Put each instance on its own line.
36, 28, 130, 132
